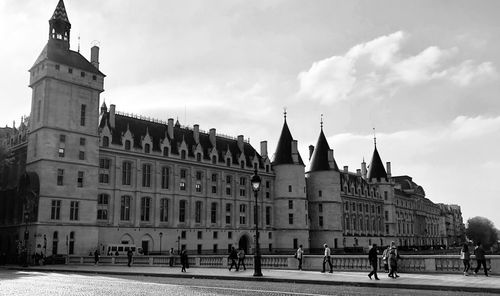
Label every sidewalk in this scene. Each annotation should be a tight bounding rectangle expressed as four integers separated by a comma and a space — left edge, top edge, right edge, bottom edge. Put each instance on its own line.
6, 264, 500, 294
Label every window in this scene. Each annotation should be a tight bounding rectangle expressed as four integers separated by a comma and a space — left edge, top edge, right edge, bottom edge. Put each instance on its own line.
160, 198, 169, 222
161, 167, 170, 189
55, 64, 60, 70
288, 200, 293, 209
141, 197, 151, 221
319, 203, 323, 213
212, 186, 217, 193
384, 191, 388, 200
77, 171, 84, 187
239, 189, 246, 197
52, 231, 58, 255
70, 201, 79, 220
228, 232, 233, 239
239, 204, 246, 224
144, 143, 150, 154
99, 158, 110, 184
197, 231, 202, 239
226, 187, 231, 195
266, 192, 270, 198
37, 100, 41, 121
288, 185, 292, 192
226, 158, 231, 167
225, 204, 231, 224
80, 71, 86, 77
181, 150, 186, 159
319, 190, 322, 197
97, 194, 108, 220
180, 182, 186, 191
195, 201, 202, 223
163, 147, 169, 156
226, 175, 232, 183
196, 171, 202, 180
239, 177, 246, 185
92, 75, 97, 81
385, 211, 389, 221
180, 169, 187, 179
68, 68, 73, 74
79, 151, 85, 160
196, 184, 202, 192
125, 140, 131, 150
57, 169, 64, 185
240, 161, 244, 168
51, 200, 61, 220
288, 213, 293, 225
211, 202, 217, 223
212, 155, 217, 164
266, 181, 270, 188
179, 200, 186, 222
69, 232, 75, 255
142, 164, 151, 187
211, 174, 217, 182
122, 161, 132, 185
213, 231, 218, 239
102, 136, 109, 147
59, 134, 66, 142
196, 153, 202, 162
181, 231, 186, 239
58, 148, 65, 157
120, 196, 131, 221
265, 207, 271, 225
213, 244, 218, 253
80, 104, 86, 126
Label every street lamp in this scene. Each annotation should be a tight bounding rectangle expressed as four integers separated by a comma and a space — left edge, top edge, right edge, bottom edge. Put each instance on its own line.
159, 232, 163, 255
250, 169, 262, 277
23, 212, 29, 267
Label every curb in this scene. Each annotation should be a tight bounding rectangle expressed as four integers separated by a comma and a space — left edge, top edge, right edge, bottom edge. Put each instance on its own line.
8, 267, 500, 294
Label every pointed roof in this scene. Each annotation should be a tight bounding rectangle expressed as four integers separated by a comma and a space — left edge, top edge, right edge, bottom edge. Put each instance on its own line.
308, 128, 339, 172
51, 0, 70, 23
367, 146, 387, 181
272, 118, 304, 165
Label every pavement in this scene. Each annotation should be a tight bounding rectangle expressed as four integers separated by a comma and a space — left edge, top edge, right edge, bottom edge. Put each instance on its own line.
4, 264, 500, 294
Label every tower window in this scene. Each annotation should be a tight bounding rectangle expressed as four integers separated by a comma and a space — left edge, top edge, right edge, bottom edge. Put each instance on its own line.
57, 169, 64, 185
125, 140, 131, 150
59, 134, 66, 143
79, 151, 85, 160
80, 138, 85, 146
55, 64, 60, 70
68, 68, 73, 74
92, 75, 97, 81
80, 104, 86, 126
77, 171, 84, 187
80, 71, 85, 77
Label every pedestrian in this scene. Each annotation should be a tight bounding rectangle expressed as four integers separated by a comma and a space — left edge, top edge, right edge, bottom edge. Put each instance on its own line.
180, 247, 188, 272
387, 241, 400, 278
94, 249, 100, 266
127, 249, 133, 267
382, 245, 390, 273
460, 243, 470, 276
169, 248, 175, 267
473, 242, 488, 276
237, 248, 246, 271
368, 243, 380, 280
296, 245, 304, 271
322, 244, 333, 273
228, 246, 238, 271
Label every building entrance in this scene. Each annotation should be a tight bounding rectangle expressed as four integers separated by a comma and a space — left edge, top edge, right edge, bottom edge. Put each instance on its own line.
238, 235, 249, 254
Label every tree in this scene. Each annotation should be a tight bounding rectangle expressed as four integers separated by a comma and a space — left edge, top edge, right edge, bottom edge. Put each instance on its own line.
465, 216, 498, 250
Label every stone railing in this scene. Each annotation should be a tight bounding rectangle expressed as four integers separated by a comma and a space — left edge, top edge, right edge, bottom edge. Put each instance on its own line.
67, 254, 499, 275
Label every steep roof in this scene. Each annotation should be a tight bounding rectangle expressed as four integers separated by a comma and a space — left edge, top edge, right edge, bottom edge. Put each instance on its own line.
272, 119, 304, 165
51, 0, 70, 23
367, 146, 387, 181
308, 128, 339, 172
99, 112, 264, 169
31, 42, 104, 76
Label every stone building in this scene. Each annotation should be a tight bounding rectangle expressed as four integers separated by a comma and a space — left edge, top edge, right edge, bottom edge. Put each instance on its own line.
0, 0, 465, 260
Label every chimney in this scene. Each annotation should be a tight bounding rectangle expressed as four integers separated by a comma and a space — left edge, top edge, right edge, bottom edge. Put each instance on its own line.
237, 135, 244, 152
343, 166, 348, 173
91, 46, 100, 70
209, 128, 216, 147
361, 160, 367, 179
260, 141, 267, 158
291, 140, 298, 163
386, 162, 392, 178
167, 118, 174, 139
193, 124, 200, 144
309, 145, 314, 160
356, 169, 361, 176
109, 104, 115, 129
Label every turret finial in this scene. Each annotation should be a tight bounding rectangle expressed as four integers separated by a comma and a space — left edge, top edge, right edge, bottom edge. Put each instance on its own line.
373, 127, 377, 147
283, 107, 287, 121
320, 114, 324, 130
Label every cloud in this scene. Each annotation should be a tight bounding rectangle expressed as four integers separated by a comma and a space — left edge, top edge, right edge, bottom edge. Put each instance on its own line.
297, 31, 498, 104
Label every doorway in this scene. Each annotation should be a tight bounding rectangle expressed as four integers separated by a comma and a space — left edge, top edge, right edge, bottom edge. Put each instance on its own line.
238, 235, 249, 254
141, 240, 149, 255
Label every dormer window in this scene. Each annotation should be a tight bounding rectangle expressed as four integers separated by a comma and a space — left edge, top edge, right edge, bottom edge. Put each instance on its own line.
181, 150, 186, 160
240, 161, 245, 169
102, 136, 109, 147
144, 143, 150, 154
125, 140, 131, 150
226, 158, 231, 167
196, 153, 202, 162
212, 155, 217, 164
80, 71, 85, 78
163, 147, 169, 157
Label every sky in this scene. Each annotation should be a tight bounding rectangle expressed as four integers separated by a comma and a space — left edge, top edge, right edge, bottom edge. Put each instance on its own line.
1, 0, 500, 229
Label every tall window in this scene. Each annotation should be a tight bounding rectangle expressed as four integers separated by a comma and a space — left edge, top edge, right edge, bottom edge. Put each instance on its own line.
144, 143, 150, 153
211, 202, 217, 223
319, 216, 324, 227
141, 197, 151, 221
99, 158, 110, 184
288, 213, 293, 225
97, 193, 108, 220
181, 150, 186, 159
125, 140, 131, 150
265, 207, 271, 225
160, 198, 169, 222
142, 163, 151, 187
163, 147, 169, 156
120, 196, 131, 221
195, 201, 202, 223
70, 201, 79, 220
80, 104, 86, 126
51, 200, 61, 220
239, 204, 246, 224
179, 200, 186, 222
77, 171, 84, 187
225, 204, 231, 224
122, 161, 132, 185
69, 232, 75, 255
102, 136, 109, 147
161, 167, 170, 189
288, 200, 293, 209
52, 232, 58, 255
57, 169, 64, 186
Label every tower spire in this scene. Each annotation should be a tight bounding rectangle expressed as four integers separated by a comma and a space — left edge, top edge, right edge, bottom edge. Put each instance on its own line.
283, 107, 287, 121
48, 0, 71, 49
320, 114, 324, 130
373, 127, 377, 147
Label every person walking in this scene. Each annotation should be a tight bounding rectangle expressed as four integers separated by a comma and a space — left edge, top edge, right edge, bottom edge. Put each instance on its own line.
368, 243, 380, 280
93, 249, 100, 266
382, 246, 390, 273
322, 244, 333, 273
473, 242, 488, 276
180, 247, 188, 272
127, 249, 133, 267
460, 243, 470, 276
296, 245, 304, 271
228, 246, 238, 271
237, 248, 246, 271
169, 248, 175, 267
387, 241, 400, 278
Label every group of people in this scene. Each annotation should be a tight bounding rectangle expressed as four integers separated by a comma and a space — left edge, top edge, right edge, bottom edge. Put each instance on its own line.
460, 242, 489, 277
228, 246, 246, 271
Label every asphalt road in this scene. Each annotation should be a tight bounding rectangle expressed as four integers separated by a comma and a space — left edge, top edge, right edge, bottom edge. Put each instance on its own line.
0, 269, 495, 296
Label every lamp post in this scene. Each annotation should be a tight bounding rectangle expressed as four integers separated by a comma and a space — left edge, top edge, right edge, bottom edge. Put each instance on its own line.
159, 232, 163, 255
250, 169, 262, 277
23, 212, 29, 267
